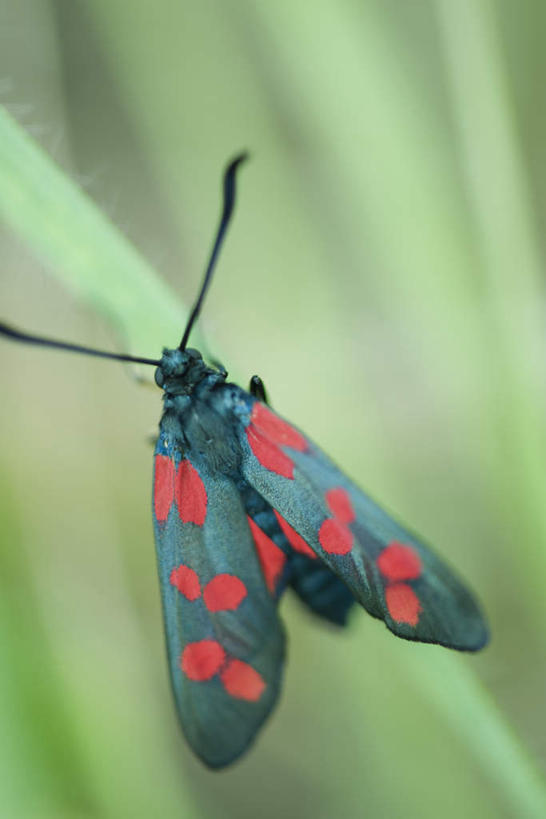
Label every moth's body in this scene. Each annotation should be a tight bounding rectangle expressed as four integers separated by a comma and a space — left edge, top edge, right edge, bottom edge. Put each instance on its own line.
152, 347, 488, 767
156, 346, 355, 603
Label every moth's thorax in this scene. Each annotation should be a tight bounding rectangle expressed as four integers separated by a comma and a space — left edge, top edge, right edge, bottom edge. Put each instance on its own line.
155, 347, 225, 398
155, 348, 248, 474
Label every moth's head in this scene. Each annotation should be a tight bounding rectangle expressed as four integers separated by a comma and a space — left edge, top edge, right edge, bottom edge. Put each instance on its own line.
154, 347, 206, 393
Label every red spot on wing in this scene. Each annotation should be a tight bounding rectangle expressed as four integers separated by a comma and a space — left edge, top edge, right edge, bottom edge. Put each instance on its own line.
377, 542, 422, 582
325, 487, 355, 524
247, 425, 295, 479
251, 403, 307, 451
203, 574, 247, 612
247, 516, 286, 593
318, 518, 353, 555
385, 583, 421, 626
170, 565, 201, 601
181, 640, 226, 681
175, 460, 207, 525
220, 659, 266, 701
274, 510, 317, 559
154, 455, 175, 522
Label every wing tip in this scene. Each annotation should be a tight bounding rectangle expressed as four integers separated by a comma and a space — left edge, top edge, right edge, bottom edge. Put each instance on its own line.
185, 686, 282, 770
384, 617, 490, 652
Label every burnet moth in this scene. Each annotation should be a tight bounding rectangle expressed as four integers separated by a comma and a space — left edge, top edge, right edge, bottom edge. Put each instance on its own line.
0, 154, 489, 768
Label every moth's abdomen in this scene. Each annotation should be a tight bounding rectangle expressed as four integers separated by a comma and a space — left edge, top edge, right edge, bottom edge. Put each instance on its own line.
239, 478, 357, 625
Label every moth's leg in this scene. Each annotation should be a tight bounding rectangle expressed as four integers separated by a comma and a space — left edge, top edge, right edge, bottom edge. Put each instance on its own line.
146, 431, 159, 447
126, 363, 157, 389
249, 375, 269, 405
118, 362, 157, 444
102, 322, 158, 388
119, 365, 158, 443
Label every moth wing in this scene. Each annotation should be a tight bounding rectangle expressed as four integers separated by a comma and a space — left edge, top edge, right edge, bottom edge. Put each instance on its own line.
153, 448, 285, 768
238, 398, 488, 651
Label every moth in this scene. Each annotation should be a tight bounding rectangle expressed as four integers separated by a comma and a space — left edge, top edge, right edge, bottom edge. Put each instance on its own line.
0, 154, 488, 768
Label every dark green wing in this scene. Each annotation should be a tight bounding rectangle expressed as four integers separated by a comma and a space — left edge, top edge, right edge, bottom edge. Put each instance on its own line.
236, 397, 488, 652
152, 446, 285, 768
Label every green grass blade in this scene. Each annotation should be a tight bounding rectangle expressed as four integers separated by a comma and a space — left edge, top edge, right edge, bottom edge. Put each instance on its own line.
407, 650, 546, 819
0, 105, 190, 358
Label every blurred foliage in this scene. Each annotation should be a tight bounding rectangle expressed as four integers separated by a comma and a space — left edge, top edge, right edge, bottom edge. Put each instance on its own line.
0, 1, 545, 817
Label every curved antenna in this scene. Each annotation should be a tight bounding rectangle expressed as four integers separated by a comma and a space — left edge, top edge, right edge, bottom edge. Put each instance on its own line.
0, 153, 248, 367
0, 322, 161, 366
179, 152, 248, 351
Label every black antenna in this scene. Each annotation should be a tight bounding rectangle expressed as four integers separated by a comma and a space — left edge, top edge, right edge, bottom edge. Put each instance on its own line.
0, 322, 161, 366
179, 152, 248, 351
0, 153, 247, 367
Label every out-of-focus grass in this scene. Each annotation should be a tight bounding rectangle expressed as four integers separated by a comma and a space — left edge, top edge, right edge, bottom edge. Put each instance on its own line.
438, 0, 546, 614
0, 1, 545, 818
0, 105, 190, 359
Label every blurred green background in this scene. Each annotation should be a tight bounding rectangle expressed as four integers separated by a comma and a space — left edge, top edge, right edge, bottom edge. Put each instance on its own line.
0, 1, 545, 817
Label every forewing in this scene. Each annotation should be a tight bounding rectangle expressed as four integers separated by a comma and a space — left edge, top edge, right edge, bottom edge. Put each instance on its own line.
153, 446, 285, 768
237, 398, 488, 651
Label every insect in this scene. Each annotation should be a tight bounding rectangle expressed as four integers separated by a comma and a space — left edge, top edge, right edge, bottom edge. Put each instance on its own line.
0, 154, 488, 768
